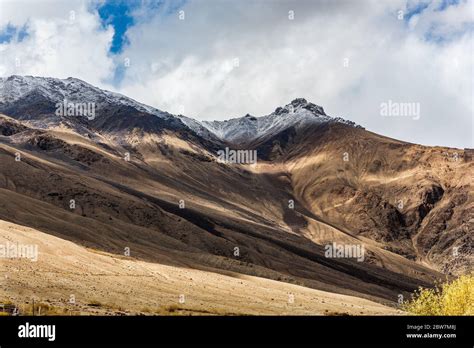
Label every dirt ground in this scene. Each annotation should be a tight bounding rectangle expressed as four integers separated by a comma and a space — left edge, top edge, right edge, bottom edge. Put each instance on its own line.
0, 219, 401, 316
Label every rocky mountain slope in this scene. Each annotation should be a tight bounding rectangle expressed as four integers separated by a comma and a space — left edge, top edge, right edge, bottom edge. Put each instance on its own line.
0, 75, 471, 315
180, 98, 361, 145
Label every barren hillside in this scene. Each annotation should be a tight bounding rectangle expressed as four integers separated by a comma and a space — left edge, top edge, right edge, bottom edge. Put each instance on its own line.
0, 76, 471, 315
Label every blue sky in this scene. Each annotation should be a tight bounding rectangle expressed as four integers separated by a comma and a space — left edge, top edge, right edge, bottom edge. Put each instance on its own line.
404, 1, 431, 21
404, 0, 460, 21
97, 0, 140, 54
0, 23, 28, 44
95, 0, 186, 84
96, 0, 187, 54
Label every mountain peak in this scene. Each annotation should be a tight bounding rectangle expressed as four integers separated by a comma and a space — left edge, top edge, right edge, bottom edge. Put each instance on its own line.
1, 75, 361, 145
244, 113, 257, 121
290, 97, 308, 106
197, 98, 353, 144
274, 98, 326, 117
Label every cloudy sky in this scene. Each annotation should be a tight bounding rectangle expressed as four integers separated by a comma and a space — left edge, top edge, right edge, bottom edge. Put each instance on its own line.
0, 0, 472, 148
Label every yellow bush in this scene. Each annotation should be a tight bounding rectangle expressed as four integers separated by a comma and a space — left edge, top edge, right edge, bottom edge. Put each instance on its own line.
403, 274, 474, 315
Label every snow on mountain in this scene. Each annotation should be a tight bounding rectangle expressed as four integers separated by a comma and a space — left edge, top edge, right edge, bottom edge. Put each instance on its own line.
0, 76, 361, 143
175, 114, 220, 141
0, 75, 172, 119
185, 98, 362, 144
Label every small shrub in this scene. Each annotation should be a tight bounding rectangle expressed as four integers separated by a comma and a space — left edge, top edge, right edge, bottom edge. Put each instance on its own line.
403, 274, 473, 315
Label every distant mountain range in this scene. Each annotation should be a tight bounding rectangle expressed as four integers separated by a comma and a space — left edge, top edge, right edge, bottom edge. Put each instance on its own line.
0, 75, 471, 315
0, 75, 360, 143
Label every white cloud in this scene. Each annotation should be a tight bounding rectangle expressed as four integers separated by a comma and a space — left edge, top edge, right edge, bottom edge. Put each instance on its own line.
0, 0, 472, 148
115, 0, 472, 148
0, 0, 114, 87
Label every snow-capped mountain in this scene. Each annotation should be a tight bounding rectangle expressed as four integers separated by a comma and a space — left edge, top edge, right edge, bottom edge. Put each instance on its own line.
0, 75, 361, 144
0, 75, 189, 137
0, 75, 172, 119
188, 98, 362, 144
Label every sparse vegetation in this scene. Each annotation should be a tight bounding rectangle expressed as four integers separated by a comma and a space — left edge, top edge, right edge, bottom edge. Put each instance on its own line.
0, 300, 70, 316
403, 274, 473, 315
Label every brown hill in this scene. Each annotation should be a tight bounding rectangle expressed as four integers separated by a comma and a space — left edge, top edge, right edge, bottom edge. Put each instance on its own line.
0, 91, 471, 315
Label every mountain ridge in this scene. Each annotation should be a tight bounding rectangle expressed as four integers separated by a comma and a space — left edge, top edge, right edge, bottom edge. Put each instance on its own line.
0, 75, 362, 146
0, 75, 472, 315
